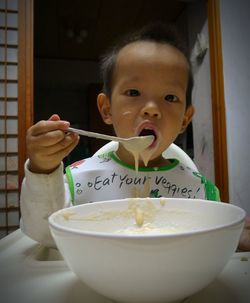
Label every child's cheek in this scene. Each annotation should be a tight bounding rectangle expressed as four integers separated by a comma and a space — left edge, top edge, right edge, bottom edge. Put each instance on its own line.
121, 111, 133, 120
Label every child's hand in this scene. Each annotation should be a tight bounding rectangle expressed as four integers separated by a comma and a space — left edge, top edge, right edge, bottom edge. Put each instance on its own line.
238, 216, 250, 251
26, 114, 79, 174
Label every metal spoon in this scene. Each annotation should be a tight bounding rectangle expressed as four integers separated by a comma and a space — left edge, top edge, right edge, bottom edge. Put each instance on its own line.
67, 127, 154, 153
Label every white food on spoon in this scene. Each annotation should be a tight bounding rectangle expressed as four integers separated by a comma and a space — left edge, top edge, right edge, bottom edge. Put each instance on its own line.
125, 127, 157, 172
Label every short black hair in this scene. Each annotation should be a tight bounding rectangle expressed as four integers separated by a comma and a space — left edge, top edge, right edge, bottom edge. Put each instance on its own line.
100, 22, 193, 107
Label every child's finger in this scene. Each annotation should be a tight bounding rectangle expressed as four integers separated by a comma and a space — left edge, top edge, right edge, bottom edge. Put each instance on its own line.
48, 114, 61, 121
244, 216, 250, 229
28, 120, 70, 136
30, 129, 78, 148
39, 132, 79, 152
46, 136, 80, 161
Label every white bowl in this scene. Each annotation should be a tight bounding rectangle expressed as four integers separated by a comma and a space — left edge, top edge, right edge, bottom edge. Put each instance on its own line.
49, 198, 245, 303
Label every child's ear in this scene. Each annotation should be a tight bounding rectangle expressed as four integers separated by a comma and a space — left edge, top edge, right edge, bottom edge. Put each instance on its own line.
180, 105, 195, 133
97, 93, 113, 125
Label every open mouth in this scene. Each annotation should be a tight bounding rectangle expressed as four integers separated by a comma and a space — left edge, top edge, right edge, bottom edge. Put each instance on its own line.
139, 128, 157, 144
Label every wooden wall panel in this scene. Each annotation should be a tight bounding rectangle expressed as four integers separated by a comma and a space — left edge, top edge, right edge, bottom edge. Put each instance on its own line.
207, 0, 229, 202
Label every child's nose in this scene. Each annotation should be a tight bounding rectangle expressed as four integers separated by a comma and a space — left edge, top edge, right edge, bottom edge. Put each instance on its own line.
141, 101, 161, 119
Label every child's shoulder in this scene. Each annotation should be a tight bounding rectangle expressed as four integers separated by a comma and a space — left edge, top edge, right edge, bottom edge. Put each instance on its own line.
171, 161, 220, 201
167, 159, 197, 175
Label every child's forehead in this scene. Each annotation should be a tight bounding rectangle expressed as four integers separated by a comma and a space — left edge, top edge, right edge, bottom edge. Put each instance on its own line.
116, 41, 189, 70
114, 41, 189, 81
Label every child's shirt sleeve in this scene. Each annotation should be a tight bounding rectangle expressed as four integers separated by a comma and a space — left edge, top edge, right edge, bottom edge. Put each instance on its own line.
20, 160, 72, 248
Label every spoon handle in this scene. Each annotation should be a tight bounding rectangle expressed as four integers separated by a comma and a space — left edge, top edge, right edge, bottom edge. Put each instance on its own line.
67, 127, 126, 143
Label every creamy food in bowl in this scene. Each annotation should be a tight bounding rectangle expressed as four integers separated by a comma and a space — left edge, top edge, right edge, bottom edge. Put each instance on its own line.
49, 198, 245, 303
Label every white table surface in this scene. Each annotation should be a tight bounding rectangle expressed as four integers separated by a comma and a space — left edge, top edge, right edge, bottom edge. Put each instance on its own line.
0, 229, 249, 303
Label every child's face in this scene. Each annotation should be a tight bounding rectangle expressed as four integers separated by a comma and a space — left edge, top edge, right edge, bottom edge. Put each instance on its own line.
98, 41, 194, 166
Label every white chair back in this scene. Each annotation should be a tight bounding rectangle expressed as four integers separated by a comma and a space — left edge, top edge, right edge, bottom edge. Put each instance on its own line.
94, 141, 198, 172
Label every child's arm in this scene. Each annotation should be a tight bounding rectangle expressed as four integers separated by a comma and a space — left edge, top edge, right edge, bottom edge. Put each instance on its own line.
20, 161, 69, 248
20, 114, 80, 248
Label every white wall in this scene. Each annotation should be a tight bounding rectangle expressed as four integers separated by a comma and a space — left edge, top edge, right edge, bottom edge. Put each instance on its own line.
187, 1, 215, 183
220, 0, 250, 212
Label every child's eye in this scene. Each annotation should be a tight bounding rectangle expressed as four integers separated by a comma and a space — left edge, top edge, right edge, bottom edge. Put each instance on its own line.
125, 89, 140, 97
164, 94, 178, 102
